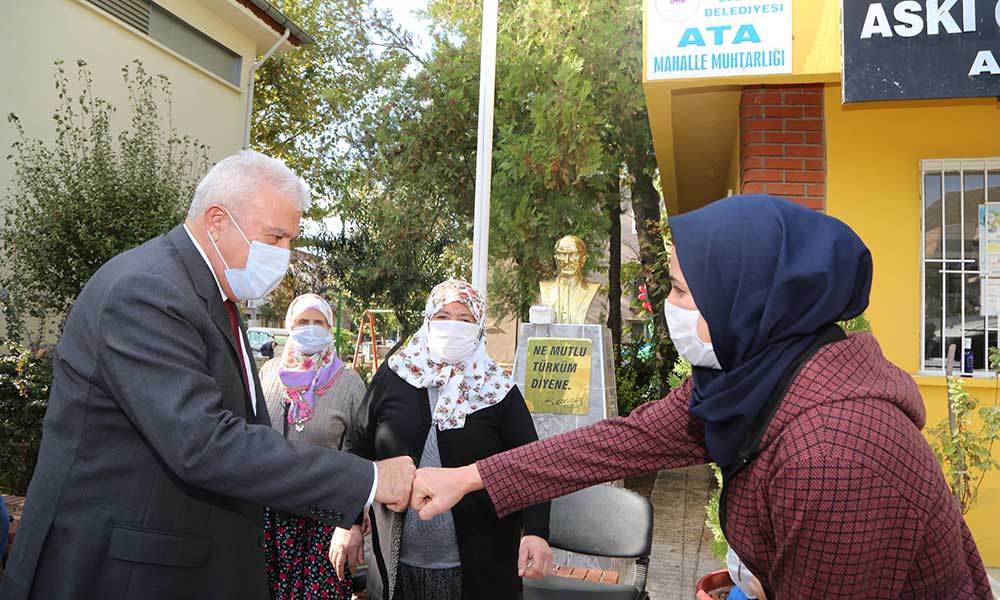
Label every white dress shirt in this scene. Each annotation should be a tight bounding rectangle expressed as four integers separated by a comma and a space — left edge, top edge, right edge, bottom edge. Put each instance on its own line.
183, 225, 257, 416
182, 225, 378, 510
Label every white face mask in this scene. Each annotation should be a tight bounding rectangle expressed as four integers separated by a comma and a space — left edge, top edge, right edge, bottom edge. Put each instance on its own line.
664, 300, 722, 370
426, 320, 481, 364
207, 209, 290, 301
290, 325, 332, 355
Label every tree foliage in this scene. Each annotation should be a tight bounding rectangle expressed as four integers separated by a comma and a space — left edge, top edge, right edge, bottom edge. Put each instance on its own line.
252, 0, 414, 208
1, 60, 207, 341
252, 0, 666, 346
251, 1, 461, 333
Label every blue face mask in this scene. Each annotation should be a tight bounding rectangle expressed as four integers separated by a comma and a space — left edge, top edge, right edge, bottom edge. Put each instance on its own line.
290, 325, 332, 355
207, 210, 290, 301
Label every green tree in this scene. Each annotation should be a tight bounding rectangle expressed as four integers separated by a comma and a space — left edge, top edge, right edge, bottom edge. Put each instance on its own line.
251, 0, 459, 334
251, 0, 413, 206
316, 199, 469, 337
1, 60, 208, 341
410, 0, 669, 375
255, 0, 668, 365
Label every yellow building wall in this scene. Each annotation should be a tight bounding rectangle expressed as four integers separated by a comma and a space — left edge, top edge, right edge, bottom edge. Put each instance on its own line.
825, 84, 1000, 565
726, 128, 741, 198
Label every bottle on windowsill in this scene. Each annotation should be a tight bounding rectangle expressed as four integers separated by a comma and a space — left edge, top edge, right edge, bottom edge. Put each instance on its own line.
962, 337, 974, 376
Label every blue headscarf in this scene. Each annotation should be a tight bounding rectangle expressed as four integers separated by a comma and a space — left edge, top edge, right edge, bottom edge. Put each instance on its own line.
670, 195, 872, 469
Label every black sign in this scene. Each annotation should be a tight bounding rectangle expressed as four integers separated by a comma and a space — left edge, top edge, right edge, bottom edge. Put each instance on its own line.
842, 0, 1000, 102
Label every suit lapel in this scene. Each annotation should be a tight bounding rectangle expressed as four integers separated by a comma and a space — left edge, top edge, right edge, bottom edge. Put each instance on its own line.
167, 225, 255, 421
167, 226, 241, 357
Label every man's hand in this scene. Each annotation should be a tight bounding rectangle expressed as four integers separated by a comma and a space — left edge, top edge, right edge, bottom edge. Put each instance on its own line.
410, 465, 484, 520
328, 525, 364, 581
374, 456, 416, 512
518, 535, 554, 579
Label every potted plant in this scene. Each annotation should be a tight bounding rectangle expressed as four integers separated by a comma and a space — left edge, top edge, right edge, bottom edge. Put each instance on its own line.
928, 345, 1000, 515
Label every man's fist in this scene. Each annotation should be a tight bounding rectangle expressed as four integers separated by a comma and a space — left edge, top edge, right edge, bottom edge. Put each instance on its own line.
374, 456, 416, 512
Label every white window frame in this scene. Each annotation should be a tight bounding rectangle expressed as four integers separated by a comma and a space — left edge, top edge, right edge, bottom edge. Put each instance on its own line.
920, 157, 1000, 377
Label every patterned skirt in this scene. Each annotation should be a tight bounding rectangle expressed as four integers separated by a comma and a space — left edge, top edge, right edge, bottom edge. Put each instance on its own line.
263, 507, 353, 600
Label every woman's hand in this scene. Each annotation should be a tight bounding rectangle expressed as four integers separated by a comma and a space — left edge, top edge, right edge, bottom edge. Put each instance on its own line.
362, 510, 372, 536
749, 576, 768, 600
328, 525, 364, 580
518, 535, 554, 579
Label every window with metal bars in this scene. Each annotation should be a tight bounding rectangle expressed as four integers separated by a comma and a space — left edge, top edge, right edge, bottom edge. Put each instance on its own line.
921, 158, 1000, 374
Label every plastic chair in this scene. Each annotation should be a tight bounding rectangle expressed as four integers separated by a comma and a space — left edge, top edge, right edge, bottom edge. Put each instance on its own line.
524, 485, 653, 600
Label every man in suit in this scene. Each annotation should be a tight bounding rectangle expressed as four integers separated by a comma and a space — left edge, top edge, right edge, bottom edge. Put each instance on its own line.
0, 151, 414, 600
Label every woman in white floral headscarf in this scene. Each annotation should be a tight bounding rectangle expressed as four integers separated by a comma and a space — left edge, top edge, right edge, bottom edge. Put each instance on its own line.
336, 279, 552, 600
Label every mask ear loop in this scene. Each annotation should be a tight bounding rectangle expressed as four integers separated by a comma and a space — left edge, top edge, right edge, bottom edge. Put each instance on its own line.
205, 207, 250, 271
224, 208, 253, 246
205, 228, 231, 270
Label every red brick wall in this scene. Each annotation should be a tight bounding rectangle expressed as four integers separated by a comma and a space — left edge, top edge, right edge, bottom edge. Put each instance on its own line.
739, 84, 826, 210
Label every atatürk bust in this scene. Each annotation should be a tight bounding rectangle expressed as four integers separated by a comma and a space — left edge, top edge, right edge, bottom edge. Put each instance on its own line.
538, 235, 602, 324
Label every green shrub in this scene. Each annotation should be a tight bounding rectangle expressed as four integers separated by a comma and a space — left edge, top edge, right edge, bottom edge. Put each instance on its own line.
2, 59, 207, 338
928, 372, 1000, 514
616, 339, 661, 417
705, 463, 728, 566
0, 345, 53, 494
840, 313, 872, 333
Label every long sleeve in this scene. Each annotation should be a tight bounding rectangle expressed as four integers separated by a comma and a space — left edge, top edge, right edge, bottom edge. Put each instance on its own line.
478, 379, 709, 517
764, 456, 923, 598
259, 358, 284, 432
97, 271, 375, 527
343, 369, 381, 462
497, 388, 550, 540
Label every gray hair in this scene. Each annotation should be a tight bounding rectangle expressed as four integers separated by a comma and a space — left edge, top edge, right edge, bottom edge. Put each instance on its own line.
187, 150, 310, 220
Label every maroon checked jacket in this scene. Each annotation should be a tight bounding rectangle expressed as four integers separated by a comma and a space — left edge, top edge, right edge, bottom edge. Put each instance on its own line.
477, 333, 992, 599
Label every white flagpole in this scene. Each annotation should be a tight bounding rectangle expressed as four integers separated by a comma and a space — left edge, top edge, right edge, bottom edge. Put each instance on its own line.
471, 0, 499, 301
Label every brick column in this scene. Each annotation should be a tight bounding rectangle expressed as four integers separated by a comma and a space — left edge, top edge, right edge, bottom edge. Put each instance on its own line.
739, 84, 826, 210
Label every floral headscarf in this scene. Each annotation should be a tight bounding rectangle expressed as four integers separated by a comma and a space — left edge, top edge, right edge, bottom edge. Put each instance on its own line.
278, 294, 344, 432
389, 279, 514, 430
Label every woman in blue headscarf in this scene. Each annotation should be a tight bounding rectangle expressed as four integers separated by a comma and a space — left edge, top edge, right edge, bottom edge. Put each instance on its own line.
410, 195, 992, 599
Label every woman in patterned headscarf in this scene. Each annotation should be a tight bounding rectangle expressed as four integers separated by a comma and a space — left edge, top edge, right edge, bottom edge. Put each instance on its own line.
259, 293, 368, 600
335, 279, 552, 600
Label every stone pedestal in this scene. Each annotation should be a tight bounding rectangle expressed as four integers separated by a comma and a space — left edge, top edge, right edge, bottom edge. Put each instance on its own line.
513, 323, 620, 573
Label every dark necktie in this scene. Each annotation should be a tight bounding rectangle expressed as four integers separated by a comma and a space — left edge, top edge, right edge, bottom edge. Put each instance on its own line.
223, 299, 254, 418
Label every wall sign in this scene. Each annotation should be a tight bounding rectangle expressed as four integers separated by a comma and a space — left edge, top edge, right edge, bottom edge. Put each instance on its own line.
842, 0, 1000, 102
645, 0, 793, 80
523, 338, 592, 415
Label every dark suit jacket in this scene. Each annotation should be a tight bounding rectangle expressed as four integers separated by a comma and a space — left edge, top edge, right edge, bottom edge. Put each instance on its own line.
0, 226, 374, 600
346, 364, 549, 600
